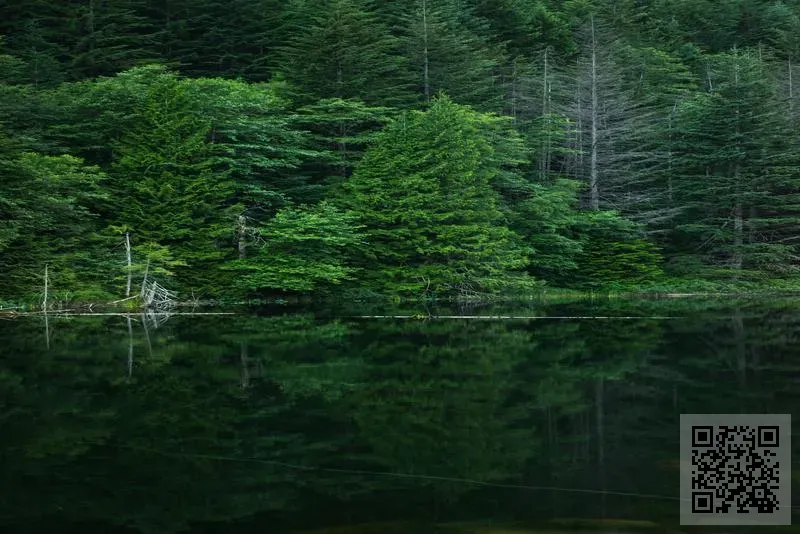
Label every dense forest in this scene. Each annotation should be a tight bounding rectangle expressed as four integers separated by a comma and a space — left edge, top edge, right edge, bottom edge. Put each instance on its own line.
1, 0, 800, 302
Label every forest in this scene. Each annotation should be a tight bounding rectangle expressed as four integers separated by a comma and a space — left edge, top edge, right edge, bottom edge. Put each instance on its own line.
1, 0, 800, 303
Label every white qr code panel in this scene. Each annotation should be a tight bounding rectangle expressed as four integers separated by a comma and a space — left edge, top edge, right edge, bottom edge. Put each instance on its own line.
680, 414, 791, 525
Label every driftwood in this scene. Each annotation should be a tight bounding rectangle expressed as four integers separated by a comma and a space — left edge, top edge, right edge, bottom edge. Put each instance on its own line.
355, 315, 680, 320
141, 279, 177, 308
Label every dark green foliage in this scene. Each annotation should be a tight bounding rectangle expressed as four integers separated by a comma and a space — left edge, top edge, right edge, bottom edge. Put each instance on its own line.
69, 0, 161, 78
669, 49, 800, 278
292, 98, 395, 190
277, 0, 412, 106
508, 178, 585, 281
108, 72, 237, 294
0, 129, 108, 299
188, 76, 320, 214
569, 211, 665, 288
1, 0, 800, 300
394, 0, 507, 111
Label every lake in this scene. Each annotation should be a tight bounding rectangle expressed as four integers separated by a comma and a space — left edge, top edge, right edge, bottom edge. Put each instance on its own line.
1, 298, 798, 534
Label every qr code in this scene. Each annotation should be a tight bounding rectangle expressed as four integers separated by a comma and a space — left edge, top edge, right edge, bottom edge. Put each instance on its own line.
680, 414, 791, 526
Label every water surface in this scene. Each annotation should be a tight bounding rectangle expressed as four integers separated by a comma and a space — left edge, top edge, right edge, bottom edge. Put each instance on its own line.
1, 299, 798, 533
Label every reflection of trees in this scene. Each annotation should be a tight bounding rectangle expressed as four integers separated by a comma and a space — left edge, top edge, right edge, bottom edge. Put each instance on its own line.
2, 302, 800, 533
513, 316, 664, 520
0, 314, 362, 533
341, 319, 542, 505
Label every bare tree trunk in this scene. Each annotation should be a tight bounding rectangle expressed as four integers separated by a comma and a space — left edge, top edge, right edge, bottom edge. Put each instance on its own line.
732, 53, 743, 272
540, 48, 551, 182
575, 57, 584, 182
125, 232, 132, 298
733, 196, 743, 270
422, 0, 430, 100
140, 259, 150, 297
43, 264, 49, 311
790, 59, 795, 123
510, 57, 517, 122
589, 16, 600, 210
668, 100, 678, 205
237, 215, 247, 260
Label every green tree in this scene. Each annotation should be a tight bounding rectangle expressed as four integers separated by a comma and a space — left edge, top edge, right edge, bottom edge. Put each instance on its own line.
277, 0, 412, 106
669, 49, 800, 279
339, 94, 536, 298
394, 0, 506, 111
292, 97, 396, 190
223, 201, 364, 295
0, 130, 109, 300
108, 72, 237, 295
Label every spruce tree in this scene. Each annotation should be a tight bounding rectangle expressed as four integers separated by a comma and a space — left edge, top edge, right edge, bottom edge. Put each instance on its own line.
108, 72, 237, 294
69, 0, 159, 78
0, 127, 109, 299
292, 98, 395, 191
339, 94, 536, 297
670, 49, 800, 278
277, 0, 412, 106
393, 0, 507, 111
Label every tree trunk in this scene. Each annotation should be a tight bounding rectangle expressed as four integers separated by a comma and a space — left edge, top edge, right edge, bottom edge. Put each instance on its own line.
422, 0, 430, 100
732, 53, 743, 272
589, 16, 600, 210
733, 196, 743, 271
540, 48, 551, 182
43, 264, 49, 311
125, 232, 132, 297
575, 57, 583, 181
237, 215, 247, 260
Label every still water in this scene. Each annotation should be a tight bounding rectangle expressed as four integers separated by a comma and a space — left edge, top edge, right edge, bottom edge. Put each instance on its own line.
1, 298, 798, 534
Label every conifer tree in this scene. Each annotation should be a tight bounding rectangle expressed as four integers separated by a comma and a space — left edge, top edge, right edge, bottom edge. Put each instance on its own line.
292, 98, 395, 191
69, 0, 159, 78
277, 0, 412, 106
0, 128, 108, 299
393, 0, 507, 111
108, 72, 237, 294
670, 49, 800, 277
339, 95, 536, 297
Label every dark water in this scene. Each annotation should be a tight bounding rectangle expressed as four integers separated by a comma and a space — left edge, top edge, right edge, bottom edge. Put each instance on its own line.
1, 299, 799, 534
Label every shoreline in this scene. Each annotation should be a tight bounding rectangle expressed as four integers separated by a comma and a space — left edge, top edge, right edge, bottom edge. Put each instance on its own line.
3, 289, 800, 317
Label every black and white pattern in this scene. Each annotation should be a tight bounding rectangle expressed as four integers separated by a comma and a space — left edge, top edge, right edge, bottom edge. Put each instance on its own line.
680, 414, 791, 526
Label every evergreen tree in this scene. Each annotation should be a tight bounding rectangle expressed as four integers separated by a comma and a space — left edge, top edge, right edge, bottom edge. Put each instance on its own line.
0, 128, 109, 300
277, 0, 412, 106
339, 95, 536, 298
69, 0, 159, 78
393, 0, 507, 111
108, 72, 237, 294
188, 76, 319, 215
223, 201, 364, 295
669, 49, 800, 278
292, 98, 395, 190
